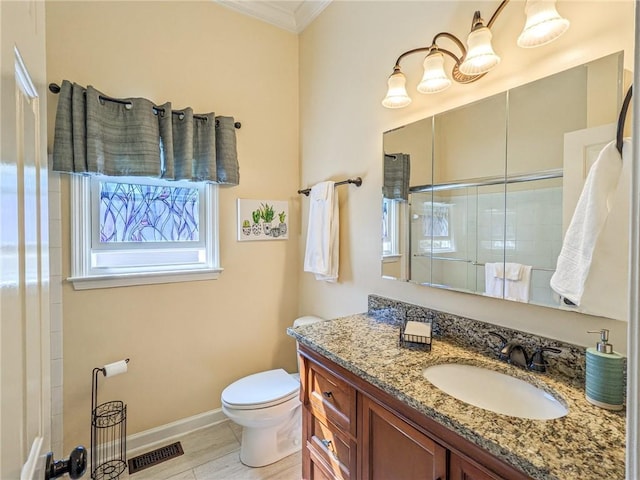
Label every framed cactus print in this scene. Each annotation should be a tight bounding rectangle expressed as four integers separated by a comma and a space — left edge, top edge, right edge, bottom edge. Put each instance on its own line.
237, 199, 289, 241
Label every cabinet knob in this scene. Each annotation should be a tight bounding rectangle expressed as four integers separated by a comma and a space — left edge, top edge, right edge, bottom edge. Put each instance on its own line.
322, 391, 333, 398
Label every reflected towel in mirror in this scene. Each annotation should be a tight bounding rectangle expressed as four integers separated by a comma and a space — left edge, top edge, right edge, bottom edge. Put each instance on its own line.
495, 262, 524, 281
485, 262, 532, 302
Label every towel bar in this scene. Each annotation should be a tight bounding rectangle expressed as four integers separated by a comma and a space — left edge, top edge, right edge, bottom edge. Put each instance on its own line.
298, 177, 363, 196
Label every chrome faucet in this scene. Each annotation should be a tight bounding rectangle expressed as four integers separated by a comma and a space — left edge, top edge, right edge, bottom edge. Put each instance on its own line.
488, 332, 561, 372
500, 342, 529, 368
528, 347, 562, 372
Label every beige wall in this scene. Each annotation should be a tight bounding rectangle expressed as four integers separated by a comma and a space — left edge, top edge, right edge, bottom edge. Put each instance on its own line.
47, 0, 635, 452
299, 2, 633, 352
45, 1, 300, 449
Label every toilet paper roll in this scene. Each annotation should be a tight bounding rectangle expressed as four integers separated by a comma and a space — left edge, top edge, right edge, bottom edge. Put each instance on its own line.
103, 359, 128, 377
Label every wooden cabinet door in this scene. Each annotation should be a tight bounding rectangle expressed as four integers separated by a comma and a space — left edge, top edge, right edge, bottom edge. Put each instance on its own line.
306, 357, 356, 436
309, 454, 338, 480
450, 452, 506, 480
360, 396, 447, 480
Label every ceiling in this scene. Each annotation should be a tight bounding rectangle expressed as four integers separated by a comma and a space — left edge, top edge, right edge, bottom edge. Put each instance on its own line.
214, 0, 332, 34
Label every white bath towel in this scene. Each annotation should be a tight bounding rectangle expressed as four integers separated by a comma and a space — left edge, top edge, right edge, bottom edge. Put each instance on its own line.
303, 181, 339, 282
484, 262, 503, 298
550, 140, 623, 306
504, 265, 532, 303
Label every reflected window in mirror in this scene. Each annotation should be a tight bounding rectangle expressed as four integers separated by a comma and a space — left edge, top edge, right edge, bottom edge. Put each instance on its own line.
419, 202, 454, 254
382, 198, 400, 258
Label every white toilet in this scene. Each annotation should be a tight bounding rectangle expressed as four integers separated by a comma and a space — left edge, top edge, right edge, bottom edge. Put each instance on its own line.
221, 316, 324, 467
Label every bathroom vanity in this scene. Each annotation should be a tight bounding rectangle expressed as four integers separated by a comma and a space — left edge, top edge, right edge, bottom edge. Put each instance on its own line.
288, 306, 625, 480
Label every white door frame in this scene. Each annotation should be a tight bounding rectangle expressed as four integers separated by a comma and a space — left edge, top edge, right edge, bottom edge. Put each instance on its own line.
627, 5, 640, 477
0, 1, 50, 479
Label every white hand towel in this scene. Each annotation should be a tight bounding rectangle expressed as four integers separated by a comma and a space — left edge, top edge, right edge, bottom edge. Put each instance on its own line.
303, 181, 339, 282
579, 139, 631, 320
484, 262, 503, 298
550, 140, 623, 306
504, 265, 532, 303
494, 262, 524, 281
504, 262, 524, 281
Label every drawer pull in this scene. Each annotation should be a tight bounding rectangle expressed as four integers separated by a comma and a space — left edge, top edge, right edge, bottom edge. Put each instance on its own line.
322, 391, 333, 398
320, 438, 336, 457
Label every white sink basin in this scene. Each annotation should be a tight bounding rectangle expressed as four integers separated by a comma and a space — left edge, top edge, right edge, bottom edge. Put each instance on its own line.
423, 363, 568, 420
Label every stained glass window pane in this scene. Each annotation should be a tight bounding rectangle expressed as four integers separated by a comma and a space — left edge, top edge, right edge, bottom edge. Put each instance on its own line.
99, 181, 200, 243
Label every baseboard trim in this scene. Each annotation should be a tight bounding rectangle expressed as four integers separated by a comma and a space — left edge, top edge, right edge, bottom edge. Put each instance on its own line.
127, 409, 228, 455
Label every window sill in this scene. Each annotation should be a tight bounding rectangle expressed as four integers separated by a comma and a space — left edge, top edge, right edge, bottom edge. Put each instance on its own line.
68, 268, 223, 290
382, 255, 402, 263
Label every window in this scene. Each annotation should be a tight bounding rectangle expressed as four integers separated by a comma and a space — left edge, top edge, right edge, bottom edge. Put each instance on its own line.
69, 175, 221, 289
382, 198, 400, 258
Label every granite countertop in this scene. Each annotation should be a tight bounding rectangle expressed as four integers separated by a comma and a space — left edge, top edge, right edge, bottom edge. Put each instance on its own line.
287, 313, 626, 480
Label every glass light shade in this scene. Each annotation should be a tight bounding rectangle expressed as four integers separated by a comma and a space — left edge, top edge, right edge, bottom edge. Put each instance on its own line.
459, 26, 501, 76
417, 52, 452, 94
382, 70, 412, 108
517, 0, 570, 48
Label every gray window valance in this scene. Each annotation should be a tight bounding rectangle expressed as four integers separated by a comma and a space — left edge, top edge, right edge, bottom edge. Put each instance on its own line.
52, 80, 239, 185
383, 153, 410, 201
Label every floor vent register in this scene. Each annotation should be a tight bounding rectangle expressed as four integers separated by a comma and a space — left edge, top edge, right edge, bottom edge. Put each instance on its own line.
128, 442, 184, 474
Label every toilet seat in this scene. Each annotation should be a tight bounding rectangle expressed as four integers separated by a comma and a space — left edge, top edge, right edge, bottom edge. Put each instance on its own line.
221, 368, 299, 410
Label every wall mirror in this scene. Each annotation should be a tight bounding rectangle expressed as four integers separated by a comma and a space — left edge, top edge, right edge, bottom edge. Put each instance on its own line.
382, 52, 628, 320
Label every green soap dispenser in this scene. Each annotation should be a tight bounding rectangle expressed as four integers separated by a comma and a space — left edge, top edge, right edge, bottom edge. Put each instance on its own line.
585, 329, 625, 410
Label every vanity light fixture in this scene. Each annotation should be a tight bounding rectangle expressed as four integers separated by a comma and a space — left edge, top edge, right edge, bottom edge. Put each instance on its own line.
382, 0, 570, 109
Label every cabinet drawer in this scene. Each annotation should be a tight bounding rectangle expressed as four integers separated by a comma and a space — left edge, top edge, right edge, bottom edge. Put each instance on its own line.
307, 361, 355, 433
308, 447, 342, 480
308, 414, 352, 479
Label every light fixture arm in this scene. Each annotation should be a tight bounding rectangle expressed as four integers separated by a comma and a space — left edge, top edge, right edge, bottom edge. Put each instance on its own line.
383, 0, 569, 108
389, 0, 511, 83
430, 32, 486, 84
487, 0, 510, 29
392, 46, 432, 70
395, 36, 494, 85
432, 31, 467, 56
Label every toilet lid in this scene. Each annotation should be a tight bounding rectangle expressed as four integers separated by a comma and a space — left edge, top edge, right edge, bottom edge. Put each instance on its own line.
221, 369, 300, 409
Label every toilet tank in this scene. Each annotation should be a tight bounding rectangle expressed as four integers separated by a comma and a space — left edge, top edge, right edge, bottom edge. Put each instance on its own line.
293, 315, 324, 328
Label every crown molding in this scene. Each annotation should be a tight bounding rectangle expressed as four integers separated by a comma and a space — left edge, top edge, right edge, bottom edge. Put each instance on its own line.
214, 0, 331, 34
294, 0, 331, 32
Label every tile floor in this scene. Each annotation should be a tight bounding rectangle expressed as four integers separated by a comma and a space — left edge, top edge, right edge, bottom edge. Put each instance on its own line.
121, 420, 301, 480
